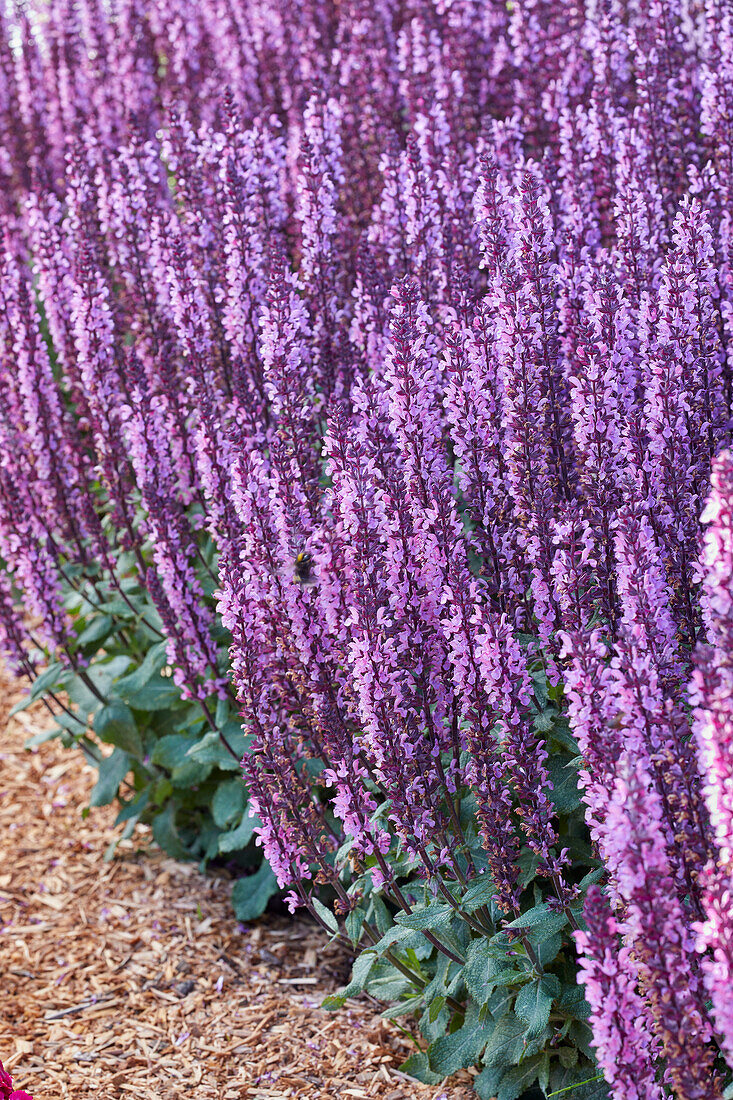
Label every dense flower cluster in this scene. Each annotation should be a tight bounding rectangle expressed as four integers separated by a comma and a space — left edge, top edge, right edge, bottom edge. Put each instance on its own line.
1, 0, 733, 1096
0, 1060, 33, 1100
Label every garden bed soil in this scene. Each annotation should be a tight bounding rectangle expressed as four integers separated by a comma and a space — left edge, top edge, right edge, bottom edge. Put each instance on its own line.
0, 670, 475, 1099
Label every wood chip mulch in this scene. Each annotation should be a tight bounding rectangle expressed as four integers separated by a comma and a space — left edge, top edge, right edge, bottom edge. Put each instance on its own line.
0, 672, 476, 1099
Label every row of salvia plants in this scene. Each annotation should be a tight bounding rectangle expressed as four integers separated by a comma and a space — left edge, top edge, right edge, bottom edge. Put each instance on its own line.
0, 0, 732, 1096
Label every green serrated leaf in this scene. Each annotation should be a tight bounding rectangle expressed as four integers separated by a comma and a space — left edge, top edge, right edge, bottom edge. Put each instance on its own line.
89, 748, 131, 807
531, 671, 550, 709
505, 904, 568, 946
381, 994, 425, 1020
211, 777, 246, 828
428, 1005, 493, 1075
152, 799, 193, 860
557, 984, 592, 1020
547, 753, 582, 814
218, 811, 259, 853
230, 863, 278, 922
480, 1013, 526, 1066
461, 875, 498, 915
76, 615, 115, 647
567, 1020, 596, 1061
534, 709, 554, 732
94, 701, 142, 756
515, 974, 560, 1038
371, 894, 393, 937
537, 931, 565, 967
339, 949, 378, 999
548, 1065, 610, 1100
558, 1045, 580, 1069
487, 985, 516, 1020
116, 642, 180, 710
495, 1055, 547, 1100
28, 661, 68, 701
394, 903, 454, 932
367, 923, 425, 956
186, 727, 252, 770
463, 938, 496, 1002
312, 897, 338, 934
151, 733, 198, 771
474, 1064, 505, 1100
399, 1050, 443, 1085
345, 907, 366, 947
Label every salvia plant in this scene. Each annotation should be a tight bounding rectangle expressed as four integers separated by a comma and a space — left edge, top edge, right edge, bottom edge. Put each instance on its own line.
1, 0, 733, 1097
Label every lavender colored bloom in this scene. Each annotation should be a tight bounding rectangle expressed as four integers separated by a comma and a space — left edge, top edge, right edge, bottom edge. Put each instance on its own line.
597, 755, 720, 1100
1, 3, 733, 1090
575, 886, 662, 1100
691, 451, 733, 1060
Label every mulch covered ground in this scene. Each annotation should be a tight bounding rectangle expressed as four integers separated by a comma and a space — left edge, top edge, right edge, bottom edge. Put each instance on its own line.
0, 672, 475, 1099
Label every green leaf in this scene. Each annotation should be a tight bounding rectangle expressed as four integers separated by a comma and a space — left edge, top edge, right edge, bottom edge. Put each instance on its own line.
370, 894, 393, 937
345, 907, 366, 947
537, 931, 565, 967
480, 1014, 527, 1067
567, 1020, 595, 1061
152, 800, 193, 860
395, 903, 454, 933
534, 711, 554, 733
151, 733, 198, 771
230, 863, 278, 922
463, 938, 496, 1002
94, 701, 142, 756
116, 642, 180, 710
556, 984, 592, 1020
312, 897, 338, 934
185, 727, 252, 771
494, 1055, 548, 1100
24, 726, 64, 748
504, 903, 568, 946
558, 1046, 580, 1069
211, 778, 246, 828
89, 749, 131, 807
367, 923, 426, 956
110, 814, 138, 855
28, 661, 69, 701
461, 874, 498, 914
399, 1050, 443, 1085
531, 671, 550, 709
428, 1006, 493, 1075
515, 975, 560, 1038
487, 986, 516, 1020
171, 758, 213, 788
338, 949, 378, 1000
548, 1065, 610, 1100
76, 615, 114, 647
218, 812, 259, 853
153, 778, 173, 805
115, 788, 149, 825
381, 994, 426, 1020
474, 1065, 505, 1100
97, 597, 136, 617
12, 664, 71, 715
547, 754, 582, 814
578, 867, 605, 889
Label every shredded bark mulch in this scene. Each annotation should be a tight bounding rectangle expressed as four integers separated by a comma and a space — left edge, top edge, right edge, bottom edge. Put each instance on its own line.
0, 673, 475, 1099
